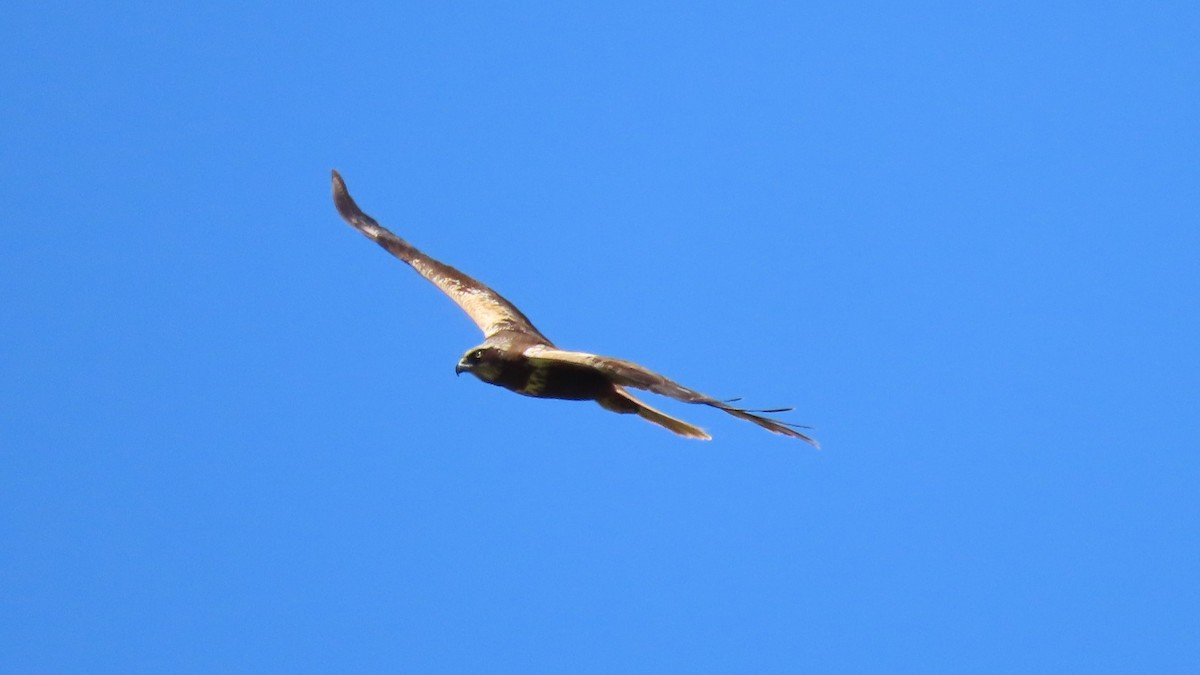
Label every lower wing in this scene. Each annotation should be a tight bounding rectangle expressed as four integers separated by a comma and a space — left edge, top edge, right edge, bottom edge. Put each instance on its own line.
525, 346, 818, 446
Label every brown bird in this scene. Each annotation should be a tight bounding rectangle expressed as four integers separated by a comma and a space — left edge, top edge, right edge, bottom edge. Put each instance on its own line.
331, 170, 817, 445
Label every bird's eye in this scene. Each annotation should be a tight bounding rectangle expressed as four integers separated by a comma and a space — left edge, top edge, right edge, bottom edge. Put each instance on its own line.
473, 350, 485, 361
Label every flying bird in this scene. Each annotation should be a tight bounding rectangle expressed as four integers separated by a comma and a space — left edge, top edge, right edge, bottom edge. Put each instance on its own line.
331, 170, 817, 445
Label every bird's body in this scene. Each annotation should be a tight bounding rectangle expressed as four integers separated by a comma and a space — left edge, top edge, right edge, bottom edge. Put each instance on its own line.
458, 344, 611, 401
331, 170, 817, 445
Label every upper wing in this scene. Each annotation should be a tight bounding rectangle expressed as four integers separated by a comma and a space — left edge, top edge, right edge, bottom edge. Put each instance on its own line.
331, 170, 550, 343
524, 346, 819, 446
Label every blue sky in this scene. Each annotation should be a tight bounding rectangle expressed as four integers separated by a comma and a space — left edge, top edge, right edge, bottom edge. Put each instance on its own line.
2, 2, 1197, 672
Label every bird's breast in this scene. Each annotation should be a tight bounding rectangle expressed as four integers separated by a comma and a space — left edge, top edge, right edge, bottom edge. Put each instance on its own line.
506, 360, 613, 401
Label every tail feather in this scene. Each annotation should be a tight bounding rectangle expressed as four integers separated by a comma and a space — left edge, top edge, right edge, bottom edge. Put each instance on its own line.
601, 388, 711, 440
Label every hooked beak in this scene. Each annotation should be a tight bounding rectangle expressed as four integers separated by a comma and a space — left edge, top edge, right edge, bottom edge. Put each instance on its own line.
455, 362, 467, 376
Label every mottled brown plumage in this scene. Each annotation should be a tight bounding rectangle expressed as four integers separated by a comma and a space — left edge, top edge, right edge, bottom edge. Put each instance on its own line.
331, 170, 817, 446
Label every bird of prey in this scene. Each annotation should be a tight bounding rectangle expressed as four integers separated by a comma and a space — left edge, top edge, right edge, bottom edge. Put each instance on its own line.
331, 170, 817, 445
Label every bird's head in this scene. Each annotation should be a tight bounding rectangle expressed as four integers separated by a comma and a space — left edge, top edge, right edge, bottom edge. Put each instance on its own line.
455, 346, 506, 383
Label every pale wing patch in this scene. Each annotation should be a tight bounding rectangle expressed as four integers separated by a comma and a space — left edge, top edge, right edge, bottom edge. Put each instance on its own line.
407, 259, 527, 337
332, 171, 549, 342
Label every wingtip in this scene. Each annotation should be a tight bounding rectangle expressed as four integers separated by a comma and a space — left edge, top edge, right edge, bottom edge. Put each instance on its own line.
331, 170, 359, 222
787, 427, 821, 448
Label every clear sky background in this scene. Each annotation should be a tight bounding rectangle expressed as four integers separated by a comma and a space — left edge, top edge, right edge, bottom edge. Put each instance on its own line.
3, 2, 1197, 672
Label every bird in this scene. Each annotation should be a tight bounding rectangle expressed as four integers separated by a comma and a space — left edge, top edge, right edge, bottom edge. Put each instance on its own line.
331, 170, 818, 446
